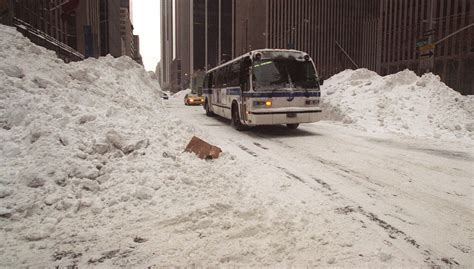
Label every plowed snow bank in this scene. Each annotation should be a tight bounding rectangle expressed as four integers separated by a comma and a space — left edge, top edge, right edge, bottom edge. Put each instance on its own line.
322, 69, 474, 141
0, 24, 244, 267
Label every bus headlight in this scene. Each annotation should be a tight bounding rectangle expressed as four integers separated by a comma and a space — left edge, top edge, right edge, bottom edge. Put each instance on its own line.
253, 100, 272, 107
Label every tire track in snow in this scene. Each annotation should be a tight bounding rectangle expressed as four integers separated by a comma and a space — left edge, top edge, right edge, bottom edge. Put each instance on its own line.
231, 131, 461, 267
235, 137, 451, 267
280, 164, 453, 267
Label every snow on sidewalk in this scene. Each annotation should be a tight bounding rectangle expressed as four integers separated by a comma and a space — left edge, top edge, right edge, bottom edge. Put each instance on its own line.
321, 69, 474, 141
0, 25, 246, 266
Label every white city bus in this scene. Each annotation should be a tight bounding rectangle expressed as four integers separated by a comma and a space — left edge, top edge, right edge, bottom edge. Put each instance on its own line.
203, 49, 323, 130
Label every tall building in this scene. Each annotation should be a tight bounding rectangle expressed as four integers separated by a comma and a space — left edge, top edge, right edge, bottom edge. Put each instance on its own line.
119, 7, 133, 57
161, 0, 472, 94
100, 0, 123, 57
3, 0, 141, 63
159, 0, 233, 92
0, 0, 9, 24
233, 0, 380, 79
160, 0, 173, 91
76, 0, 101, 58
378, 0, 473, 95
7, 0, 85, 61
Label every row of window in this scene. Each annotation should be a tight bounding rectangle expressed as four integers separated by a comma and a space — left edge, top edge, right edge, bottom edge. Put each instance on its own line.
211, 61, 241, 88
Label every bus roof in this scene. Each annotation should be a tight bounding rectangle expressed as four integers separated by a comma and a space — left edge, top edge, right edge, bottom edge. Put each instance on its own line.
206, 49, 309, 74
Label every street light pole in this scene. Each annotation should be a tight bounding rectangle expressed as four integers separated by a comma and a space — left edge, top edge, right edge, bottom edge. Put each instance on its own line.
426, 0, 435, 73
435, 23, 474, 46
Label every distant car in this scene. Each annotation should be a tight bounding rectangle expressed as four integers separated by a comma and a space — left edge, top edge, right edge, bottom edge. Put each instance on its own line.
184, 93, 205, 106
162, 93, 169, 100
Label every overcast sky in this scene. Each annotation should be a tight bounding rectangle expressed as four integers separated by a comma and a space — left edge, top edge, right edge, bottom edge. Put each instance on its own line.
133, 1, 161, 71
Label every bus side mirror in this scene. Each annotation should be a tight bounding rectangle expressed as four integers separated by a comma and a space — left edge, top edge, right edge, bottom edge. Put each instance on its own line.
319, 78, 324, 86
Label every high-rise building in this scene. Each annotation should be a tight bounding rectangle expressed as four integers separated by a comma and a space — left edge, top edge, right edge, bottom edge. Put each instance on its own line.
7, 0, 85, 61
161, 0, 472, 94
233, 0, 380, 79
159, 0, 233, 92
76, 0, 101, 58
100, 0, 123, 57
160, 0, 173, 91
378, 0, 473, 95
3, 0, 141, 63
0, 0, 9, 24
119, 7, 134, 57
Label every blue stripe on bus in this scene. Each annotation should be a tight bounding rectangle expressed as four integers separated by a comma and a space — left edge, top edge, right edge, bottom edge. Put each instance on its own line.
227, 88, 241, 95
243, 91, 321, 98
203, 88, 321, 98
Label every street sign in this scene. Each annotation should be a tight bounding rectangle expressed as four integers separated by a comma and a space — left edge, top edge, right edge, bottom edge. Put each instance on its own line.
417, 33, 435, 71
419, 43, 435, 52
420, 51, 434, 58
416, 37, 430, 47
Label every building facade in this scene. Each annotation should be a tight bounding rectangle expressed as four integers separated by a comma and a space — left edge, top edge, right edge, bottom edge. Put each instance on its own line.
99, 0, 123, 57
234, 0, 380, 79
120, 7, 133, 56
76, 0, 101, 58
160, 0, 472, 94
160, 0, 173, 91
2, 0, 141, 64
378, 0, 473, 95
159, 0, 233, 92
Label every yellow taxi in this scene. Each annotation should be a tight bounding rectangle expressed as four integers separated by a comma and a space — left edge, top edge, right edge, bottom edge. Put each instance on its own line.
184, 93, 205, 106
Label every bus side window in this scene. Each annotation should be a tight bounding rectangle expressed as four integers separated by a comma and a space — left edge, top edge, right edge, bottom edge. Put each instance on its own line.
240, 57, 251, 91
203, 74, 209, 89
209, 72, 214, 89
222, 65, 230, 87
230, 62, 240, 87
214, 69, 221, 88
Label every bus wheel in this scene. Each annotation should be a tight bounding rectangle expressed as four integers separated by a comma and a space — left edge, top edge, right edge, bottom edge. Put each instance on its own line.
204, 99, 214, 117
287, 123, 299, 129
232, 103, 245, 131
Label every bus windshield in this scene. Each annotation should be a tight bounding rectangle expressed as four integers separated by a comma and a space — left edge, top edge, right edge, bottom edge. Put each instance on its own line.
252, 59, 318, 90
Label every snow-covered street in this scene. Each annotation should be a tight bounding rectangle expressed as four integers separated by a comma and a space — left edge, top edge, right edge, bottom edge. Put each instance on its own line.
167, 96, 473, 267
0, 24, 473, 267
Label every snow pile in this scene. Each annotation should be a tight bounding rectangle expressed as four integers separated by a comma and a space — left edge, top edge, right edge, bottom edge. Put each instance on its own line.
0, 25, 249, 267
322, 69, 474, 140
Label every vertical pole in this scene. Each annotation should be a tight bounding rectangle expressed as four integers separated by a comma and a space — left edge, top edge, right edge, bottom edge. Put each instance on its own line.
265, 0, 269, 48
190, 0, 194, 89
231, 0, 236, 59
231, 0, 234, 58
218, 0, 221, 64
427, 0, 435, 73
205, 0, 208, 70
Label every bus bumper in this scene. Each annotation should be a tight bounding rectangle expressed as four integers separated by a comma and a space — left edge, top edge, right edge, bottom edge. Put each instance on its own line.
245, 109, 322, 125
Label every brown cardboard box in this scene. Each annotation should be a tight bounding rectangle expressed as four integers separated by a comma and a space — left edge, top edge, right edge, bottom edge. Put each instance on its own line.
185, 136, 222, 160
